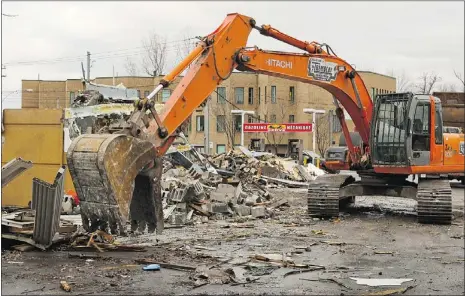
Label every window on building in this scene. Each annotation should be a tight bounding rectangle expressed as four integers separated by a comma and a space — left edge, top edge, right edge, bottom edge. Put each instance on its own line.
289, 115, 295, 123
371, 87, 376, 100
216, 115, 225, 132
137, 90, 141, 98
235, 87, 244, 104
271, 86, 277, 104
188, 118, 192, 132
216, 144, 226, 154
248, 87, 254, 104
264, 86, 267, 104
247, 115, 253, 123
69, 92, 75, 104
270, 114, 277, 123
258, 87, 261, 104
257, 115, 261, 122
289, 86, 295, 104
144, 90, 149, 98
184, 118, 192, 135
332, 112, 342, 132
162, 89, 171, 102
264, 114, 268, 123
234, 115, 242, 131
217, 87, 226, 104
196, 115, 204, 132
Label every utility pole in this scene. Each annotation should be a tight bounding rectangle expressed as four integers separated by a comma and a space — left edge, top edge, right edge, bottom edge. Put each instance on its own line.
87, 51, 91, 82
204, 97, 210, 154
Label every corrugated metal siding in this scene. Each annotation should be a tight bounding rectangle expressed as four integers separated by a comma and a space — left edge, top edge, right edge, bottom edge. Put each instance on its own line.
1, 109, 75, 207
1, 158, 33, 187
32, 166, 65, 247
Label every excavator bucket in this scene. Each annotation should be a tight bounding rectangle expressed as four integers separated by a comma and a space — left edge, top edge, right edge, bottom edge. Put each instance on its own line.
66, 133, 160, 235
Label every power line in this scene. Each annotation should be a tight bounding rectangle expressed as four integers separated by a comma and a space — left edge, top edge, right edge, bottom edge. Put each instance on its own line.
3, 38, 197, 67
2, 45, 184, 67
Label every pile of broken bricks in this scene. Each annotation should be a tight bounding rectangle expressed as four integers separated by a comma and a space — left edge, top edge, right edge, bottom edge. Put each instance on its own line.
160, 147, 326, 226
161, 169, 274, 226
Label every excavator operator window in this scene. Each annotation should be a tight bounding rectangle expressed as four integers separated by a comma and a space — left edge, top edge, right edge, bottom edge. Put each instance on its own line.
412, 102, 430, 151
371, 94, 410, 166
435, 104, 443, 145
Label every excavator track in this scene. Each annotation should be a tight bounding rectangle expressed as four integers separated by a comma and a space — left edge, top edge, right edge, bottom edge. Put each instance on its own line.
67, 133, 158, 236
416, 178, 452, 225
307, 174, 355, 218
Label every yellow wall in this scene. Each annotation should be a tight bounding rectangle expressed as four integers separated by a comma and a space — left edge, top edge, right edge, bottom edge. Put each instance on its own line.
1, 109, 75, 207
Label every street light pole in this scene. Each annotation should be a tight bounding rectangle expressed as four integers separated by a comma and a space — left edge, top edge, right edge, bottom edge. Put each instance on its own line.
303, 108, 326, 153
231, 109, 255, 147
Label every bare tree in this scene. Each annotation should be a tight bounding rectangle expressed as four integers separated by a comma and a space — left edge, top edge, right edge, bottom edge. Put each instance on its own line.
262, 102, 287, 155
175, 30, 197, 68
386, 69, 413, 92
141, 33, 167, 77
124, 57, 139, 76
438, 83, 457, 92
315, 113, 330, 156
415, 72, 441, 94
210, 89, 237, 150
396, 71, 413, 92
454, 70, 465, 92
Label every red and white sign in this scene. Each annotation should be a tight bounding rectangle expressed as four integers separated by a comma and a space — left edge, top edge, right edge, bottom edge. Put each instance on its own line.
243, 123, 313, 133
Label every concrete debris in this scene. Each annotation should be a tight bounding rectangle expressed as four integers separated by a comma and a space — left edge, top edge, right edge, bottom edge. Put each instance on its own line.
159, 145, 326, 226
349, 277, 414, 287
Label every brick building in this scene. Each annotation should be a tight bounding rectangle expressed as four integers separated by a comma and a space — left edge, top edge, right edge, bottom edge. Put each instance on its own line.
21, 71, 395, 156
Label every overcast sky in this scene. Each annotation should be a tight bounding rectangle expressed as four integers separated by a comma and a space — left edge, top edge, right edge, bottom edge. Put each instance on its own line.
1, 1, 464, 109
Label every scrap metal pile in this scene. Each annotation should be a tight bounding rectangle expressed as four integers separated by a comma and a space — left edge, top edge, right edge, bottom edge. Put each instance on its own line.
159, 145, 326, 227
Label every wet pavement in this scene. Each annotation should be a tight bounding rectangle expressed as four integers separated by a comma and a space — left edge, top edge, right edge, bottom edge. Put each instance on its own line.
2, 184, 464, 295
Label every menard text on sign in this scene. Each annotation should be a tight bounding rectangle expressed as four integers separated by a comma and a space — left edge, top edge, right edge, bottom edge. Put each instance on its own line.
243, 123, 313, 133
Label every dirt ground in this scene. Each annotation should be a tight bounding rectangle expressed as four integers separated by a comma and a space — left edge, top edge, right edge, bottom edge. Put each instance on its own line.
2, 183, 464, 295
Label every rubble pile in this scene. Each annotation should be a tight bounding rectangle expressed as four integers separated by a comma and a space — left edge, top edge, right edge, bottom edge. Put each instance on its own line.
161, 146, 326, 225
71, 90, 109, 107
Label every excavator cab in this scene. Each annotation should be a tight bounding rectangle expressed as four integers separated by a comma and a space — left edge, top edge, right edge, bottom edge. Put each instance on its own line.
371, 93, 411, 167
370, 92, 446, 169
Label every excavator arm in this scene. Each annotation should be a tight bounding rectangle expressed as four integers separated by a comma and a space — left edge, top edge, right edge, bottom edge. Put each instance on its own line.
67, 13, 374, 236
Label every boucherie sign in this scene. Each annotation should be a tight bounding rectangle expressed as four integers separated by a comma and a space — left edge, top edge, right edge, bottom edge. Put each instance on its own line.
243, 123, 313, 133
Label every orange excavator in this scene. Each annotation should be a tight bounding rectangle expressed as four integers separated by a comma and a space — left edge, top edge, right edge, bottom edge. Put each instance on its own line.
67, 13, 465, 235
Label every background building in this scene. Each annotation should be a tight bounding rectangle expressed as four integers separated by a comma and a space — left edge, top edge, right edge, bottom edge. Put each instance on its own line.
21, 71, 395, 156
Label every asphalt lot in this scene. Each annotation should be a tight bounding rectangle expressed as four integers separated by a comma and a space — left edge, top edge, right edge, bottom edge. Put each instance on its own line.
2, 183, 464, 295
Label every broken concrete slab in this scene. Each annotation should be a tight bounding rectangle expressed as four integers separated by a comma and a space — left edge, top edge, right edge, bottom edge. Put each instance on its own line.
168, 186, 189, 203
210, 183, 236, 203
163, 205, 176, 220
251, 206, 266, 218
169, 212, 187, 225
175, 203, 187, 211
207, 203, 230, 214
234, 205, 251, 216
245, 195, 259, 206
